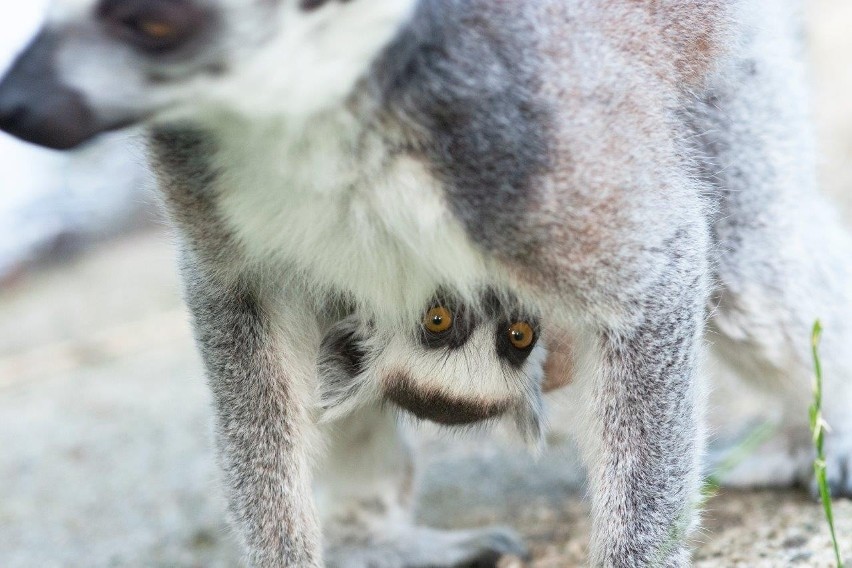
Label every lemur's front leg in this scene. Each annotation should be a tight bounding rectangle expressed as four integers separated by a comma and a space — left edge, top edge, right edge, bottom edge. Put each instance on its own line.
183, 259, 322, 567
565, 241, 708, 567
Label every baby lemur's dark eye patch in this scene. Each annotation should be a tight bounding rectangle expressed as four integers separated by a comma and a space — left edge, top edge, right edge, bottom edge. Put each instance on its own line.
419, 302, 475, 350
98, 0, 210, 54
496, 319, 539, 368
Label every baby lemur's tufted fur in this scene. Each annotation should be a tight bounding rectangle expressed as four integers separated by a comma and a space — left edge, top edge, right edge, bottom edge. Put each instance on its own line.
2, 0, 851, 566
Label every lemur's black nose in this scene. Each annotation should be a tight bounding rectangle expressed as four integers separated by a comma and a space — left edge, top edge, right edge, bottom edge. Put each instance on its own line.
0, 31, 100, 150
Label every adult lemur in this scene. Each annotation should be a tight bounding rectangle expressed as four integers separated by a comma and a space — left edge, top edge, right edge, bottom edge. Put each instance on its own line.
2, 0, 851, 565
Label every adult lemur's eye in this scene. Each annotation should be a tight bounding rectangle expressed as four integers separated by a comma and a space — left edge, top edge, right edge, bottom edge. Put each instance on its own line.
423, 306, 453, 334
99, 0, 207, 54
131, 18, 177, 40
507, 322, 535, 350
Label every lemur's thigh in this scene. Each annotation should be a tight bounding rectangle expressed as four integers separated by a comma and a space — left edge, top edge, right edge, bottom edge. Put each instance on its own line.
317, 405, 528, 568
702, 2, 852, 495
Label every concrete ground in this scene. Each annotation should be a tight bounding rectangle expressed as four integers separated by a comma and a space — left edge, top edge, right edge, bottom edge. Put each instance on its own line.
2, 1, 852, 566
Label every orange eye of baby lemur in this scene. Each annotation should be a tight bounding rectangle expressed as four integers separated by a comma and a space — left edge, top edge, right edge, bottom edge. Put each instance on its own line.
423, 306, 453, 333
507, 322, 535, 350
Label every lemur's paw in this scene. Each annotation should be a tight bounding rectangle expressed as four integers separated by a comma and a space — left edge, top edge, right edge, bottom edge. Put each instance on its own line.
444, 526, 530, 568
326, 525, 529, 568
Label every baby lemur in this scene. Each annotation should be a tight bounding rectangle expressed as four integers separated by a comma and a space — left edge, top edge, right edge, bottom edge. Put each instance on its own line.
317, 291, 548, 444
2, 0, 851, 566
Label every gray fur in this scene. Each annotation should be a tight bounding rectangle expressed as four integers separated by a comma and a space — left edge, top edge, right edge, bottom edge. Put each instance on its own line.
181, 261, 323, 568
369, 0, 550, 260
583, 232, 708, 566
1, 1, 849, 567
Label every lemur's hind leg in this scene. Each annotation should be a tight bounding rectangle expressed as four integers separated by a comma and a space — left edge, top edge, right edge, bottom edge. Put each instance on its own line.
709, 217, 852, 499
709, 211, 852, 498
700, 2, 852, 496
316, 405, 528, 568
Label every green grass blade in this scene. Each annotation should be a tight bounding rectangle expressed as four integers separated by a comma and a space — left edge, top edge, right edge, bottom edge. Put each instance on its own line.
810, 320, 845, 568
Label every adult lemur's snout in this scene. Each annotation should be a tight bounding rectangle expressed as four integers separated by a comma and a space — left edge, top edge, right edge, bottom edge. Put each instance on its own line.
0, 32, 108, 150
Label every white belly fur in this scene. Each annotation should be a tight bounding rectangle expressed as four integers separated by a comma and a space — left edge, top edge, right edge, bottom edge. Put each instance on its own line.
214, 111, 495, 326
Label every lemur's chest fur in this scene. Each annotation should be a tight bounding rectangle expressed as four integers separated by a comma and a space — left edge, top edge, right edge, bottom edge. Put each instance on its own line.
210, 109, 495, 321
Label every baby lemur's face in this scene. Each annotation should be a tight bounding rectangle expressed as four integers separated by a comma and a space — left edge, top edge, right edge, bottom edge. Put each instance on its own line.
318, 293, 547, 444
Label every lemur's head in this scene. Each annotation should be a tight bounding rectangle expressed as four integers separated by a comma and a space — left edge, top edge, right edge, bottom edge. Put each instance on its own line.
318, 292, 549, 446
0, 0, 414, 149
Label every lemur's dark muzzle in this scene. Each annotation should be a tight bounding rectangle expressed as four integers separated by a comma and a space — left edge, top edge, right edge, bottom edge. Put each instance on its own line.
0, 32, 102, 150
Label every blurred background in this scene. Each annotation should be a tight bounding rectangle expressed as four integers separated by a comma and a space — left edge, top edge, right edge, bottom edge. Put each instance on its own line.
1, 2, 850, 567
